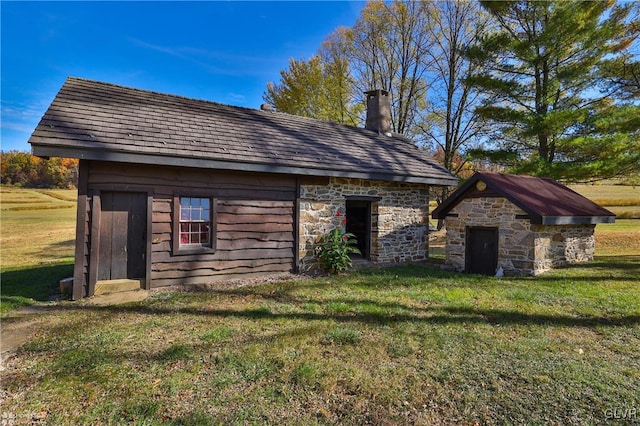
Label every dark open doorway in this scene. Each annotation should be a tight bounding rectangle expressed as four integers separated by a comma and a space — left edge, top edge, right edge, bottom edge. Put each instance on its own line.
346, 200, 371, 260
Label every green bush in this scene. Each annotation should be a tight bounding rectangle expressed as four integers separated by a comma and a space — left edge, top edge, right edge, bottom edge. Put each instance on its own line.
315, 227, 361, 273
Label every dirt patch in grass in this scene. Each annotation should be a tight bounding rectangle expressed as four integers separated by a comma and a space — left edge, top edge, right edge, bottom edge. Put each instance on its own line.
0, 306, 56, 369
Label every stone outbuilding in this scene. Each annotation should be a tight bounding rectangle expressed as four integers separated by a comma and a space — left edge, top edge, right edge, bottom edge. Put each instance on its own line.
432, 172, 615, 276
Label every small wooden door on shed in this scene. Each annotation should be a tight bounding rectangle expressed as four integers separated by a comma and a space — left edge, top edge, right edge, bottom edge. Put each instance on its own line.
98, 192, 147, 281
465, 227, 498, 275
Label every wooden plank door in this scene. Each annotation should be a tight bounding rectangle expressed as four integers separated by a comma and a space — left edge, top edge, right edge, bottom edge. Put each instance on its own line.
465, 227, 498, 275
98, 192, 147, 280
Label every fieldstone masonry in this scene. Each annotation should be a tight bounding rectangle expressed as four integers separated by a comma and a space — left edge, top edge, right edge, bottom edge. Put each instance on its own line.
299, 177, 430, 270
445, 197, 596, 275
532, 224, 596, 272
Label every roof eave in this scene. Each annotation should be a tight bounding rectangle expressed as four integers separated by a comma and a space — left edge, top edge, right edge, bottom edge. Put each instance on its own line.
430, 172, 617, 222
538, 216, 616, 225
31, 144, 458, 186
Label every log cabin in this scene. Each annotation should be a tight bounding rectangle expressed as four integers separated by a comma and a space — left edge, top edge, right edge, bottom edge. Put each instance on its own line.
29, 77, 457, 299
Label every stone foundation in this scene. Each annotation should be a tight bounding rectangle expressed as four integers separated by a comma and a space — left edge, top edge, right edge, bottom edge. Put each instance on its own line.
444, 197, 596, 275
299, 178, 430, 270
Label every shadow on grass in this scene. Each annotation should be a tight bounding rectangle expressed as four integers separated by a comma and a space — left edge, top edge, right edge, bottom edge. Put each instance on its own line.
35, 239, 75, 261
352, 257, 640, 284
23, 258, 640, 326
0, 262, 73, 313
527, 256, 640, 284
58, 297, 640, 329
586, 255, 640, 270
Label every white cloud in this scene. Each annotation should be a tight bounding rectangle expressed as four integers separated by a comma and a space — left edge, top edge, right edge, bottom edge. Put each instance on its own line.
0, 99, 49, 149
127, 37, 278, 77
1, 103, 44, 121
227, 92, 246, 102
1, 120, 35, 134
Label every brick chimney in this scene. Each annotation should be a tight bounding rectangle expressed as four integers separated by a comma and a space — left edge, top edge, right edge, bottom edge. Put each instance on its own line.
365, 89, 391, 136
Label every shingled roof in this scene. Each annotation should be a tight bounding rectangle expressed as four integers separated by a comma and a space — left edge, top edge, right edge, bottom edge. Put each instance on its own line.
432, 172, 615, 225
29, 77, 457, 186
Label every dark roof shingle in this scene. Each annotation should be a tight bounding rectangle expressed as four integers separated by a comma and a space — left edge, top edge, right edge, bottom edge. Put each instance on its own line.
29, 77, 457, 185
432, 172, 615, 224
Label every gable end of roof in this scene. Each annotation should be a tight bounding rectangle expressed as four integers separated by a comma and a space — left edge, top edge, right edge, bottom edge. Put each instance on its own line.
432, 172, 615, 224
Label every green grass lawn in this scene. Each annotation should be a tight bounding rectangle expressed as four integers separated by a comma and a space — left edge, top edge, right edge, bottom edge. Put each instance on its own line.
2, 186, 639, 424
1, 187, 76, 313
2, 261, 639, 424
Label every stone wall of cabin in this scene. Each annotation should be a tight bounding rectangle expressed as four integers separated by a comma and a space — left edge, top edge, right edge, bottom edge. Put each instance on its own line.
444, 197, 596, 275
299, 178, 430, 270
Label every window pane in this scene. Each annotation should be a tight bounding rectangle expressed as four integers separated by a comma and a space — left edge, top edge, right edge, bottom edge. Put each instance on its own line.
200, 224, 210, 244
179, 197, 212, 248
180, 198, 190, 220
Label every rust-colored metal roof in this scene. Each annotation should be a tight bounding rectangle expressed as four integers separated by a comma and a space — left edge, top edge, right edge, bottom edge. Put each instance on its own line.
432, 172, 615, 225
28, 77, 457, 186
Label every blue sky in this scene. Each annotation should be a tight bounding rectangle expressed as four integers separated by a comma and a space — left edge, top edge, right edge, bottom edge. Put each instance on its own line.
1, 1, 365, 152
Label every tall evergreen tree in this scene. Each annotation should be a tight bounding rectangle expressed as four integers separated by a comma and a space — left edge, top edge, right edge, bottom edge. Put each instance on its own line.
467, 0, 639, 181
598, 2, 639, 101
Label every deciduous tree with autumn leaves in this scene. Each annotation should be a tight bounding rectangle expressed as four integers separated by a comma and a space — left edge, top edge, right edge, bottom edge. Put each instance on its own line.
0, 151, 78, 188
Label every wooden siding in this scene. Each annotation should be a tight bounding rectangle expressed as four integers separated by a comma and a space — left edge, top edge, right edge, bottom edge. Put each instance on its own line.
84, 161, 296, 289
152, 197, 294, 287
72, 160, 90, 299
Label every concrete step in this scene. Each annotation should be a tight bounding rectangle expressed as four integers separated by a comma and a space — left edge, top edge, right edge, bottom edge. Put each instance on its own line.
94, 279, 144, 295
87, 289, 149, 306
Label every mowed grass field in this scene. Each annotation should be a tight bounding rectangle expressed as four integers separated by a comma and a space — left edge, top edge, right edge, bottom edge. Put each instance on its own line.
1, 187, 77, 267
1, 185, 639, 425
1, 187, 76, 313
570, 184, 640, 256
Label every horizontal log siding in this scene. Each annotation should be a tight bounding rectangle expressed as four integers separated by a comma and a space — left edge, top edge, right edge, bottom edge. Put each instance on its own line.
87, 161, 296, 288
